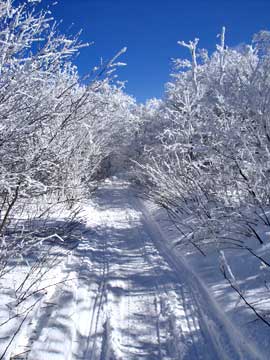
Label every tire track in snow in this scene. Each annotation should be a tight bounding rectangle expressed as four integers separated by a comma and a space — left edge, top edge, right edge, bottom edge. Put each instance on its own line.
131, 207, 199, 358
130, 204, 199, 360
138, 229, 204, 359
75, 219, 110, 360
88, 236, 109, 360
125, 210, 164, 359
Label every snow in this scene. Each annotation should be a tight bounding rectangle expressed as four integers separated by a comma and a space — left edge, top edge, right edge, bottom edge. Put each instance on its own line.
0, 179, 268, 359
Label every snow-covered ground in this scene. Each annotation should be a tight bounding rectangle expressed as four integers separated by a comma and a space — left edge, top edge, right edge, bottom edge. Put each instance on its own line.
0, 180, 268, 359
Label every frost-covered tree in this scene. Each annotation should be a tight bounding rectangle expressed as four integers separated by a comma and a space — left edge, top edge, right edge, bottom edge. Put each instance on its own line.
0, 0, 137, 265
138, 28, 270, 251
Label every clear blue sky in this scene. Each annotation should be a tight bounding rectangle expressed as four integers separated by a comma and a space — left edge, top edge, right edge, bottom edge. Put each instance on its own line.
42, 0, 270, 103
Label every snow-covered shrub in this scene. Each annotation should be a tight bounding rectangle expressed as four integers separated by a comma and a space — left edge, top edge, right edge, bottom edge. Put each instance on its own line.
0, 0, 136, 265
138, 28, 270, 250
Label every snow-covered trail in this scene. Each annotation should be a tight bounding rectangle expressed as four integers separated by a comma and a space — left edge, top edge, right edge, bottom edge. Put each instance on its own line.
11, 181, 263, 360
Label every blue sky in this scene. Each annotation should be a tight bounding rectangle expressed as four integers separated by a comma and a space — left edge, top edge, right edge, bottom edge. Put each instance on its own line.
42, 0, 270, 102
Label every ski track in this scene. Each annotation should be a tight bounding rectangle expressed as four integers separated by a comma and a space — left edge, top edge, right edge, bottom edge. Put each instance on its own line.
9, 181, 264, 360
